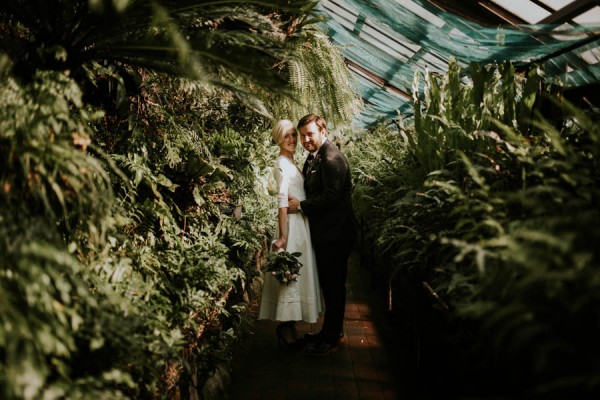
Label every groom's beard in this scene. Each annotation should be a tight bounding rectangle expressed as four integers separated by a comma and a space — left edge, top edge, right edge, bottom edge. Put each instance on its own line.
302, 142, 319, 153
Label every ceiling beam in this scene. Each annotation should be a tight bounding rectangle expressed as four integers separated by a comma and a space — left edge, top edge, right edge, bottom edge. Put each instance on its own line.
539, 0, 600, 24
476, 1, 527, 25
529, 0, 556, 13
426, 0, 508, 26
345, 59, 412, 100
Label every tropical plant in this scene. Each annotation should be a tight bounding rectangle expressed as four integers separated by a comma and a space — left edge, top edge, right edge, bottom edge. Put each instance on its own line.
0, 1, 326, 398
350, 59, 600, 398
405, 59, 540, 181
267, 29, 363, 128
0, 0, 317, 89
83, 69, 281, 397
0, 64, 137, 399
0, 61, 282, 399
0, 0, 367, 396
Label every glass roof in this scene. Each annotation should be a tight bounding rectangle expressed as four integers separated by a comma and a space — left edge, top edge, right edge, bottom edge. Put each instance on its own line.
490, 0, 551, 24
541, 0, 576, 10
317, 0, 600, 126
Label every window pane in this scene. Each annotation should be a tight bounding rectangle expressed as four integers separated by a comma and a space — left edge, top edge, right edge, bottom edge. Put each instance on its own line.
538, 0, 575, 11
490, 0, 551, 23
393, 0, 445, 27
579, 46, 600, 64
573, 6, 600, 24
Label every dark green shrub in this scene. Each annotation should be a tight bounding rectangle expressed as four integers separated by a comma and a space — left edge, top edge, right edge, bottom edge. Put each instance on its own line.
350, 60, 600, 398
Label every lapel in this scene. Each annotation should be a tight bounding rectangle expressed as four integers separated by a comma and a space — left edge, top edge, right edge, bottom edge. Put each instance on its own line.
303, 142, 327, 182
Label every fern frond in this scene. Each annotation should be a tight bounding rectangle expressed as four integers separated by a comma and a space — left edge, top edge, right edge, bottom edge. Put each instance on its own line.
268, 30, 363, 129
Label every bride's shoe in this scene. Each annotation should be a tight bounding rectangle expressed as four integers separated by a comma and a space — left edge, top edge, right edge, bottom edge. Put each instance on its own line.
280, 321, 298, 340
276, 323, 302, 350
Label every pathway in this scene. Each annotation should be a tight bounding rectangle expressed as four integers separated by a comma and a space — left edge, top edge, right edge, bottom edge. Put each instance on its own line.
226, 250, 417, 400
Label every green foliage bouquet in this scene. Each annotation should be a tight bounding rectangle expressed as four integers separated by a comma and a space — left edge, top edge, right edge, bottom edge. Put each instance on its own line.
266, 250, 302, 286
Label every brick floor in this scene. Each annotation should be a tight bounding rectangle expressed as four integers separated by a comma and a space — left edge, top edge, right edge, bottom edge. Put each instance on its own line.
227, 250, 416, 400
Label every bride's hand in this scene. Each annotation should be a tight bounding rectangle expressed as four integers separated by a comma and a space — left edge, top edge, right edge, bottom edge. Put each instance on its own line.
272, 237, 287, 252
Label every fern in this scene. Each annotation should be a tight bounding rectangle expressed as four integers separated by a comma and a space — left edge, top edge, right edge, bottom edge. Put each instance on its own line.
351, 59, 600, 397
268, 30, 363, 129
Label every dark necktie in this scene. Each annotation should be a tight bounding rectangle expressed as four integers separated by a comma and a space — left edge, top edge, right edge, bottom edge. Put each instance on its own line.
303, 154, 314, 177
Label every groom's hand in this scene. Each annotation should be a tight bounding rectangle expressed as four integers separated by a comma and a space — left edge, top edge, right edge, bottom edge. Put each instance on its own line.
288, 196, 300, 213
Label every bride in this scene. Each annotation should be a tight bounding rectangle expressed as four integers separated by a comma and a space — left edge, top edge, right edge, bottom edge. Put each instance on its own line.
258, 119, 323, 348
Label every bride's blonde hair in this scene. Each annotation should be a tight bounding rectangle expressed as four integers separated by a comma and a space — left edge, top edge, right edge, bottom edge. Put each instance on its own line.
271, 119, 296, 145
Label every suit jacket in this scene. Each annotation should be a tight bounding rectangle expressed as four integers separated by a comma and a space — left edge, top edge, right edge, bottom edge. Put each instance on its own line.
301, 140, 356, 244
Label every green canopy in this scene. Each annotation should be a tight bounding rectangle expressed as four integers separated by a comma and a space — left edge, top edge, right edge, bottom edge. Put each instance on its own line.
317, 0, 600, 125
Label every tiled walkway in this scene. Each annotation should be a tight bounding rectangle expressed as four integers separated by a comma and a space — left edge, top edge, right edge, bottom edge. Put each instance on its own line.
227, 250, 416, 400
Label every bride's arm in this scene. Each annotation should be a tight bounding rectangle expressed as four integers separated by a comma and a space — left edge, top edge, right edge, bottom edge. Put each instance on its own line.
272, 208, 288, 251
272, 162, 290, 251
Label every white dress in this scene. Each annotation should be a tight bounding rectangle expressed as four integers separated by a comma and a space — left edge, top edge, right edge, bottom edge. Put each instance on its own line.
259, 156, 323, 323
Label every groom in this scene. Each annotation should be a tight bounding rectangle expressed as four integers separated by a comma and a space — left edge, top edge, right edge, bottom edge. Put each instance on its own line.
288, 114, 356, 356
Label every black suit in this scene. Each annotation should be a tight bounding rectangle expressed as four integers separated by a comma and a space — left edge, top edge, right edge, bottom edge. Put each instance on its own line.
301, 140, 356, 343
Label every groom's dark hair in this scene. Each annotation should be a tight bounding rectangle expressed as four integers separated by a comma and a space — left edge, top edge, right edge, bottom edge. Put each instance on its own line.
297, 114, 327, 132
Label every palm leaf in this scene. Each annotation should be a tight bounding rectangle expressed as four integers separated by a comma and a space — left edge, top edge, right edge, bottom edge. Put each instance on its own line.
0, 0, 319, 101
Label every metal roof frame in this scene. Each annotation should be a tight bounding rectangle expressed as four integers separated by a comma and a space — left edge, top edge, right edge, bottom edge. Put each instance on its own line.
318, 0, 600, 125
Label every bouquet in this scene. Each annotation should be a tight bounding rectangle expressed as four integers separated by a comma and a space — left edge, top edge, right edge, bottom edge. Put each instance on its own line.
266, 250, 303, 286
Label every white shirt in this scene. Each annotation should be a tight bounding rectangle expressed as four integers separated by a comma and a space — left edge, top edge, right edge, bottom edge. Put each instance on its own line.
310, 136, 327, 158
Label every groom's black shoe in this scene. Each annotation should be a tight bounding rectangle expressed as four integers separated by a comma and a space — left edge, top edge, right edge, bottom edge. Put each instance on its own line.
304, 341, 339, 356
304, 332, 322, 343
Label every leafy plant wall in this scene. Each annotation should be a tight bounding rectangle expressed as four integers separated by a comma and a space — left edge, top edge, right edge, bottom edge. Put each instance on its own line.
0, 1, 361, 399
350, 60, 600, 398
0, 62, 272, 399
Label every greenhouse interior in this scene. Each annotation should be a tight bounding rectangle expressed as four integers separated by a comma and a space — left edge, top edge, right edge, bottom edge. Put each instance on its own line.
1, 0, 599, 399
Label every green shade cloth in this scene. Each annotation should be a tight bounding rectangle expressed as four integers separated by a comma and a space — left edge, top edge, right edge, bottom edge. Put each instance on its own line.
317, 0, 600, 125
